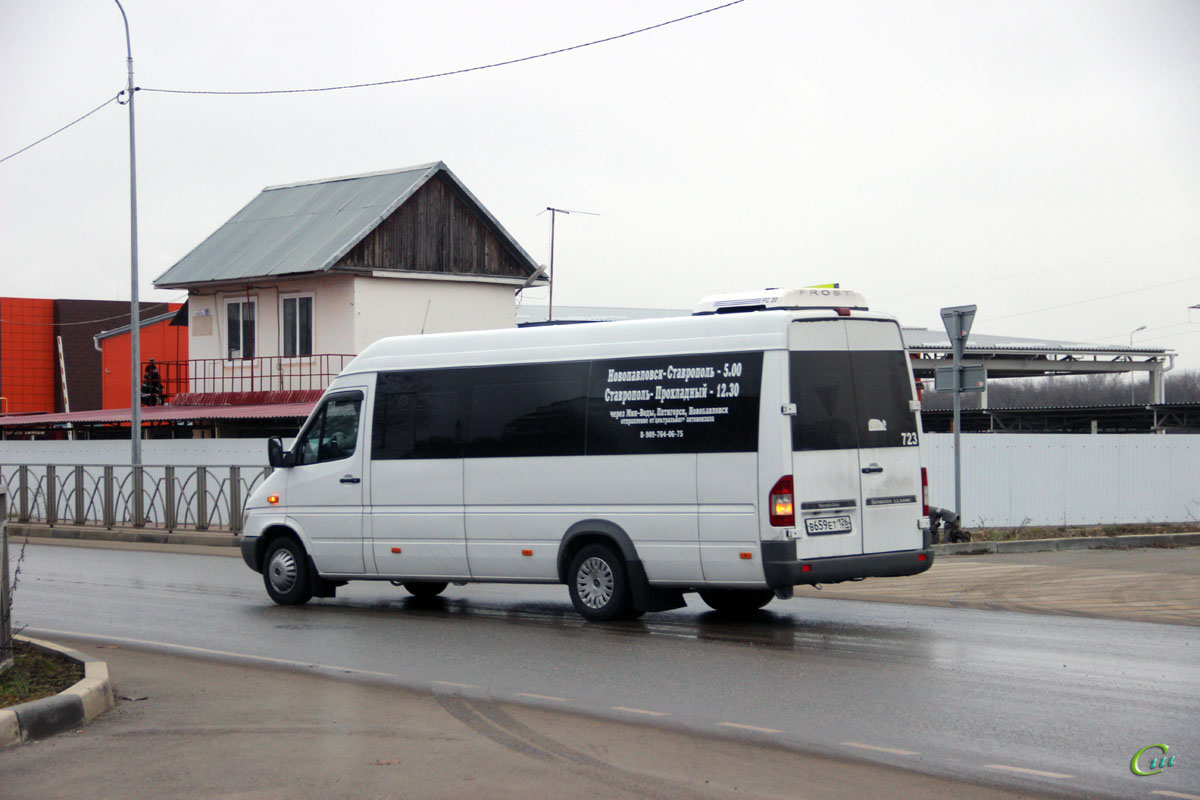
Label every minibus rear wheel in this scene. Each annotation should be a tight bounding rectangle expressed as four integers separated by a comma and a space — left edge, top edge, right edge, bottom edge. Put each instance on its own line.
403, 581, 448, 599
568, 544, 635, 621
263, 538, 313, 605
698, 589, 774, 614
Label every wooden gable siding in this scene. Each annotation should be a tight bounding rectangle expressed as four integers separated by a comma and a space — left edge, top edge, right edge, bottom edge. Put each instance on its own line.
334, 174, 529, 279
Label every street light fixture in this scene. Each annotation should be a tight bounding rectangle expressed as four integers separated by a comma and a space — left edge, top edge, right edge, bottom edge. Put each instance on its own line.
1129, 325, 1147, 404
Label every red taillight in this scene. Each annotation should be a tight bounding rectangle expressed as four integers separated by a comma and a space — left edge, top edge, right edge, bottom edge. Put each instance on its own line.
769, 475, 794, 527
920, 468, 929, 517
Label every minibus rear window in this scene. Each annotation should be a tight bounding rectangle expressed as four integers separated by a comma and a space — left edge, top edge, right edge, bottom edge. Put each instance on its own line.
789, 350, 917, 451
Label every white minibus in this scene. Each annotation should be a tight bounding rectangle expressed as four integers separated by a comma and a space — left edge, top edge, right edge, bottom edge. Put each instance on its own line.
241, 288, 933, 620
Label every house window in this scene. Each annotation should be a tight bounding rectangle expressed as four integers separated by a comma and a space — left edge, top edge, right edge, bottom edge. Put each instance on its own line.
225, 298, 256, 359
281, 295, 313, 357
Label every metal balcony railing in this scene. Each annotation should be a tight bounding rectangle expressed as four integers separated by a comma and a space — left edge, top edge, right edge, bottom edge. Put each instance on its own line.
144, 354, 354, 403
0, 464, 271, 534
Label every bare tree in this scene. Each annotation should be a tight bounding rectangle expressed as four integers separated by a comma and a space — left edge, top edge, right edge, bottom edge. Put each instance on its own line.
921, 369, 1199, 410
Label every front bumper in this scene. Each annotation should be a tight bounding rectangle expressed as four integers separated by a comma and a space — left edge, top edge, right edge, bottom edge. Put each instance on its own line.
761, 540, 934, 588
241, 535, 261, 573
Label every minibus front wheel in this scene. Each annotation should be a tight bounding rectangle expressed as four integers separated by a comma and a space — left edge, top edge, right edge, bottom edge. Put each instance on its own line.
263, 538, 313, 605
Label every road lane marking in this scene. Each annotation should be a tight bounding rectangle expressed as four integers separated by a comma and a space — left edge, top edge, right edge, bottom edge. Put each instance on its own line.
984, 764, 1074, 779
1152, 792, 1200, 800
517, 692, 569, 702
433, 680, 482, 690
841, 741, 919, 756
611, 706, 668, 716
718, 722, 783, 734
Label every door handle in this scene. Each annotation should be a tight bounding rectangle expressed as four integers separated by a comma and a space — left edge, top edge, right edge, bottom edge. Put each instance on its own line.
861, 465, 883, 474
340, 476, 361, 484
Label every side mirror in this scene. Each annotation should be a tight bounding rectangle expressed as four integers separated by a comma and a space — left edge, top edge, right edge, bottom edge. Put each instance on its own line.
267, 437, 287, 469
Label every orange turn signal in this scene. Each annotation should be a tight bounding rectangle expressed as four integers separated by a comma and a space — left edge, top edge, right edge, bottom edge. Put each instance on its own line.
267, 495, 279, 505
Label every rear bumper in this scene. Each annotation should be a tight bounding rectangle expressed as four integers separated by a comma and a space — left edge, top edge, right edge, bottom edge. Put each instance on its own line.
761, 540, 934, 588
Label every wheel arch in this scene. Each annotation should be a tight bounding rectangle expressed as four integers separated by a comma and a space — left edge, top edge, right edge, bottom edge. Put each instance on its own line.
253, 524, 306, 572
556, 520, 639, 583
556, 521, 687, 614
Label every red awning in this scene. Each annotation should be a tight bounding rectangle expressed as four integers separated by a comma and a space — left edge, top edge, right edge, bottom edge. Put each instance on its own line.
0, 401, 317, 428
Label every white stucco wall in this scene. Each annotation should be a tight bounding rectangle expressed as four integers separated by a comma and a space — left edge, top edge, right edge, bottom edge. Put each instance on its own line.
185, 276, 357, 364
179, 275, 515, 393
351, 275, 517, 350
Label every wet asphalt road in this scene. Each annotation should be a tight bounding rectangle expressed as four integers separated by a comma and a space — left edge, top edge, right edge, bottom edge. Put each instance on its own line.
10, 543, 1200, 799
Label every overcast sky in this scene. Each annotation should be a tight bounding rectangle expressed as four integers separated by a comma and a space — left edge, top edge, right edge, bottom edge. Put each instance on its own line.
3, 0, 1198, 369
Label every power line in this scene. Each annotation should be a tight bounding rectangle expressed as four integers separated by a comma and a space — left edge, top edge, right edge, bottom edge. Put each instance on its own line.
1, 3, 746, 163
1091, 320, 1195, 344
140, 1, 747, 96
978, 274, 1200, 324
0, 302, 173, 328
878, 234, 1200, 304
0, 93, 122, 166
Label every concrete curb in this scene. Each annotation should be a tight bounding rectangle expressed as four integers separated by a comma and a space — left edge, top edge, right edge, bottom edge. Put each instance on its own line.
10, 522, 240, 549
0, 635, 115, 748
935, 531, 1200, 556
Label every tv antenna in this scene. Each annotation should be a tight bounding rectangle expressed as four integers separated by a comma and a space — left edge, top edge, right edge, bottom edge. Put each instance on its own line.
539, 207, 599, 322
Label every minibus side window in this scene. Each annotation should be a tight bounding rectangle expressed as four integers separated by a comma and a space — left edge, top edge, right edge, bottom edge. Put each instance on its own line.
295, 395, 362, 465
373, 390, 460, 459
466, 374, 586, 458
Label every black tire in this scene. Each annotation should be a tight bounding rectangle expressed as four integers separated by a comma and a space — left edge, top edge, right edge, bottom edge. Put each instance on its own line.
568, 544, 636, 621
263, 538, 313, 605
698, 588, 774, 614
403, 581, 448, 599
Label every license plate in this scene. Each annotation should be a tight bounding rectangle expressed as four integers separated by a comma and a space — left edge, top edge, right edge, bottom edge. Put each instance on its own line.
804, 515, 852, 535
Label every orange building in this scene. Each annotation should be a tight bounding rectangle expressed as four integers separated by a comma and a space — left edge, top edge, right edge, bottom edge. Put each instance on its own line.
0, 297, 183, 414
0, 298, 57, 414
97, 308, 189, 409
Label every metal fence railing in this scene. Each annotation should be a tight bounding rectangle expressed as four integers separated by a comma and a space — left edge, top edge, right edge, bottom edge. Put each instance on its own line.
152, 354, 354, 400
0, 464, 271, 534
2, 486, 11, 673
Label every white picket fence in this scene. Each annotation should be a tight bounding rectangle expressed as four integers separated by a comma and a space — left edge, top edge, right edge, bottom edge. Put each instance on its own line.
2, 434, 1198, 529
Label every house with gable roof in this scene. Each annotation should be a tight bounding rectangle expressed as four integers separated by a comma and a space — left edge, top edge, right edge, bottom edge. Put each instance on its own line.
153, 161, 546, 400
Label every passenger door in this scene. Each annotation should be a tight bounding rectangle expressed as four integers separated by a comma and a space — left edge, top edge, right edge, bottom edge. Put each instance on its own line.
368, 370, 469, 579
843, 321, 923, 554
788, 321, 866, 559
285, 390, 367, 574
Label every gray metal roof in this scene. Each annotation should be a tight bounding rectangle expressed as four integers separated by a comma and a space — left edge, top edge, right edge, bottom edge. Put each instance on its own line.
93, 309, 179, 341
154, 162, 539, 289
517, 306, 1172, 356
900, 328, 1172, 357
516, 304, 689, 324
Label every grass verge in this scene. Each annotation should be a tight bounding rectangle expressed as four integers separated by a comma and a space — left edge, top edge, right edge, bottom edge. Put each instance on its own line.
0, 640, 83, 707
971, 521, 1199, 542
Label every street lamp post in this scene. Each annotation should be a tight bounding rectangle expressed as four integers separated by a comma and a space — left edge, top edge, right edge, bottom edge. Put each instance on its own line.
114, 0, 141, 466
1129, 325, 1147, 404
